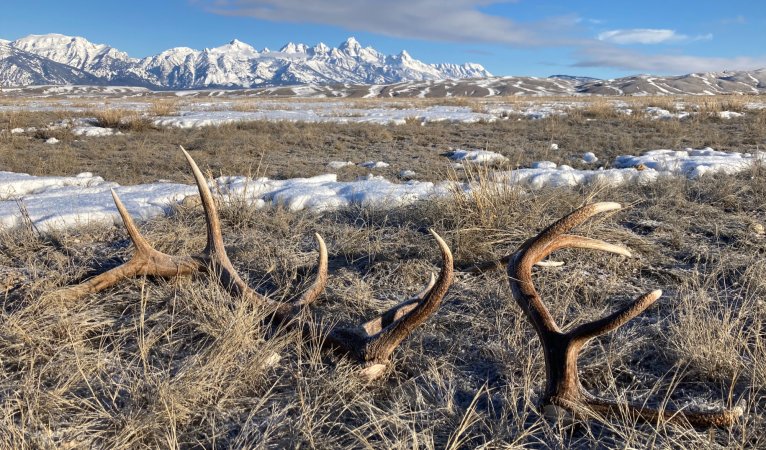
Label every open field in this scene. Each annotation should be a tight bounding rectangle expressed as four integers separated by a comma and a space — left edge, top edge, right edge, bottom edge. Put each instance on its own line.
1, 95, 765, 185
1, 95, 766, 448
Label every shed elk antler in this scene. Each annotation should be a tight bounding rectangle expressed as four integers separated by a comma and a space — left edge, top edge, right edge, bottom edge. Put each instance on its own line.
52, 146, 454, 381
508, 202, 742, 427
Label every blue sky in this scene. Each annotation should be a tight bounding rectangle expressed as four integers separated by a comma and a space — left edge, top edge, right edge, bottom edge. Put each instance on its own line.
1, 0, 764, 78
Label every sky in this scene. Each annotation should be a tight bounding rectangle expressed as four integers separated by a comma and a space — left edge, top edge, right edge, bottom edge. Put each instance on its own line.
1, 0, 765, 79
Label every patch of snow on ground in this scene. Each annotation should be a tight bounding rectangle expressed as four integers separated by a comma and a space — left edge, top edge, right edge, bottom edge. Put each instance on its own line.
614, 147, 764, 178
447, 149, 508, 164
45, 137, 59, 144
492, 166, 659, 189
153, 105, 495, 128
359, 161, 390, 169
645, 107, 690, 120
718, 111, 744, 119
582, 152, 598, 163
531, 161, 557, 169
327, 161, 355, 169
0, 171, 107, 198
71, 126, 119, 137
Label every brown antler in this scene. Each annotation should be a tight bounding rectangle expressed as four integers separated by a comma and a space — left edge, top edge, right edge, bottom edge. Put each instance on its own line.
49, 189, 203, 301
52, 146, 453, 380
508, 202, 742, 427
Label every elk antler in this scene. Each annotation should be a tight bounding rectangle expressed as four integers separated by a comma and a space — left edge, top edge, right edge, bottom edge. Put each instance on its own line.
49, 147, 327, 312
49, 189, 204, 301
508, 202, 742, 427
51, 146, 453, 380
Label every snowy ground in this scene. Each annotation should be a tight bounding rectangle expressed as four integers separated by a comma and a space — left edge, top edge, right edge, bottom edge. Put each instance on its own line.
2, 96, 761, 131
1, 148, 762, 232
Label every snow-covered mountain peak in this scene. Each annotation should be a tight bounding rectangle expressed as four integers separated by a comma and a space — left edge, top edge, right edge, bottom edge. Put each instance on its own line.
10, 33, 133, 81
208, 39, 259, 57
12, 33, 129, 62
158, 46, 196, 57
312, 42, 330, 55
339, 37, 362, 56
280, 42, 310, 54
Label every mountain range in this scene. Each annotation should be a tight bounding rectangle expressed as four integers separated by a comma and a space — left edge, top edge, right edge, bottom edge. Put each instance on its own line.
2, 34, 765, 96
0, 33, 491, 89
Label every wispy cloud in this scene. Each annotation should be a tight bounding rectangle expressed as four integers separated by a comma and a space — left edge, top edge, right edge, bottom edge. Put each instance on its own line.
597, 28, 712, 45
574, 45, 766, 73
721, 15, 747, 25
198, 0, 577, 46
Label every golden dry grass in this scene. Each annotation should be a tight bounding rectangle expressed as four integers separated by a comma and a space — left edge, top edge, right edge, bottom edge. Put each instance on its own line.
2, 167, 765, 448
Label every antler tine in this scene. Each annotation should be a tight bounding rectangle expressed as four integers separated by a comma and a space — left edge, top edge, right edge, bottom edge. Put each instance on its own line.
361, 272, 437, 335
111, 189, 153, 255
582, 396, 744, 428
293, 233, 329, 307
361, 229, 453, 364
179, 146, 226, 256
521, 202, 622, 256
179, 146, 327, 310
49, 189, 201, 302
568, 290, 662, 343
179, 146, 266, 301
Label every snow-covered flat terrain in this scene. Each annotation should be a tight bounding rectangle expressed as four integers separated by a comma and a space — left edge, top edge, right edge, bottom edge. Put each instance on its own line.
152, 105, 496, 127
2, 97, 758, 135
1, 148, 762, 232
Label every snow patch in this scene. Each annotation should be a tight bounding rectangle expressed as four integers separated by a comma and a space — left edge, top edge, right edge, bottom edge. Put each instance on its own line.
614, 147, 763, 178
327, 161, 355, 169
359, 161, 390, 169
718, 111, 744, 119
71, 126, 118, 137
531, 161, 557, 169
582, 152, 598, 164
447, 149, 508, 164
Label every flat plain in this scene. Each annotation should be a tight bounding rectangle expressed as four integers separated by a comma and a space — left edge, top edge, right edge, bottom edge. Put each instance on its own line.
1, 93, 765, 448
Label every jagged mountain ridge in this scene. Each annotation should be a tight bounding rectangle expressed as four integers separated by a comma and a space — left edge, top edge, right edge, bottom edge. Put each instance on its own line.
2, 33, 492, 88
0, 42, 105, 87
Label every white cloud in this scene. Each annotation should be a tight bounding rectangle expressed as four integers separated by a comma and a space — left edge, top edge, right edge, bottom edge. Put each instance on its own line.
198, 0, 574, 46
574, 45, 766, 73
597, 28, 711, 45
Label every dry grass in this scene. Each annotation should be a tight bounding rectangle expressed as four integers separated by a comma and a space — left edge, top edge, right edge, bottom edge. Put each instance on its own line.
147, 99, 179, 117
2, 106, 764, 184
2, 167, 765, 448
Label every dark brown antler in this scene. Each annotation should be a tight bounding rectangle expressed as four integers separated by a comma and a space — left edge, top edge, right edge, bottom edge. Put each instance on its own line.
52, 146, 453, 380
508, 202, 742, 427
